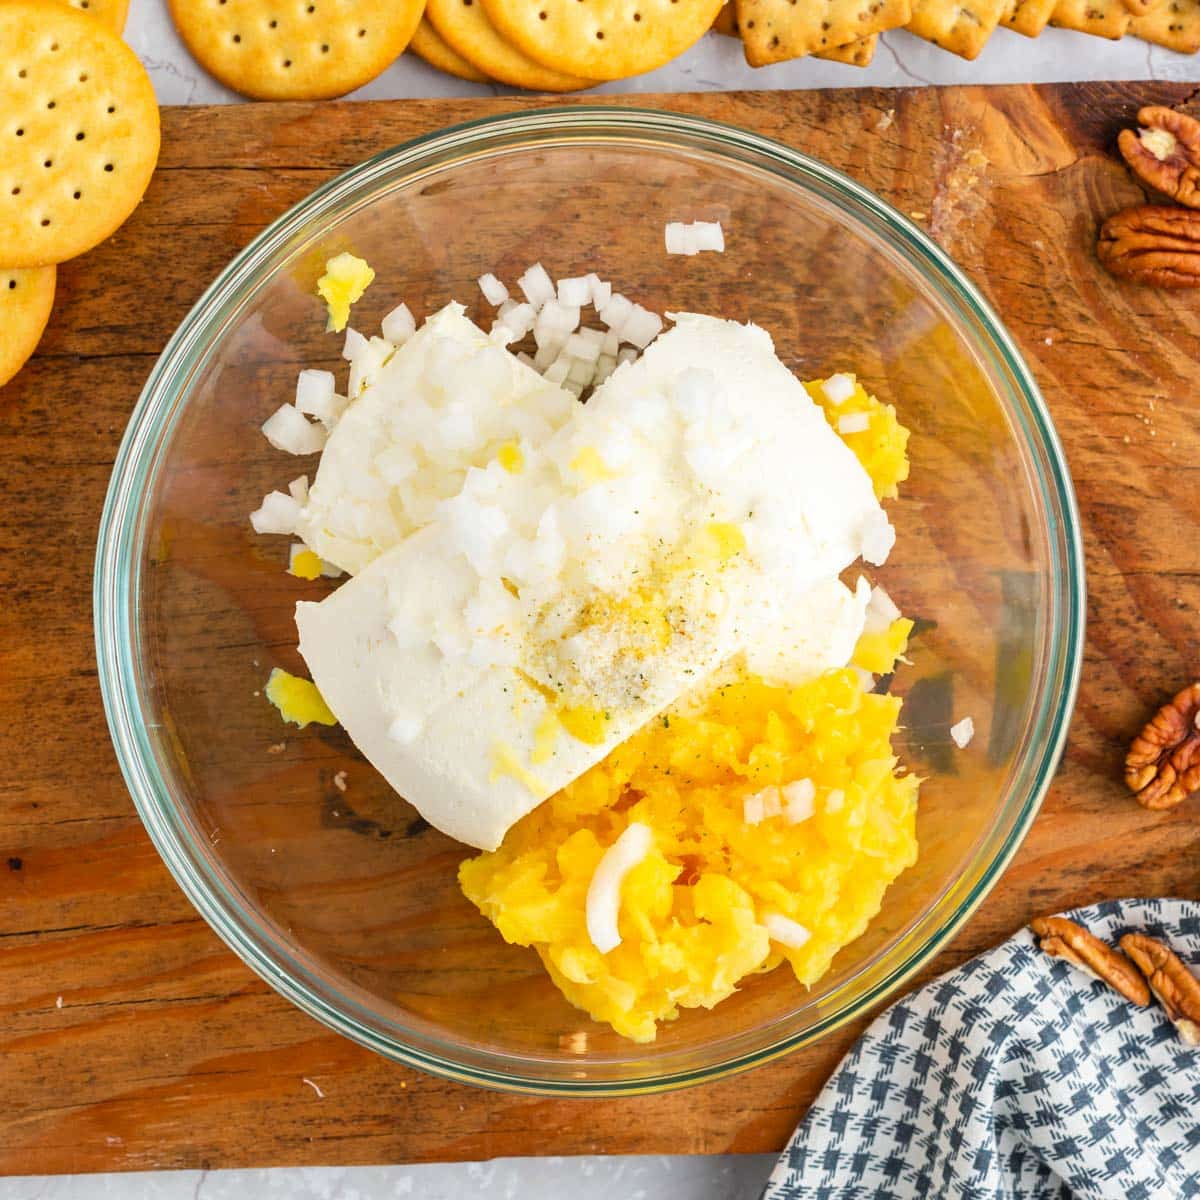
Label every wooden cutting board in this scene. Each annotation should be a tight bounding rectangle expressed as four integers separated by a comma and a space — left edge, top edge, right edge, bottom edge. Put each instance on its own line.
3, 81, 1199, 1176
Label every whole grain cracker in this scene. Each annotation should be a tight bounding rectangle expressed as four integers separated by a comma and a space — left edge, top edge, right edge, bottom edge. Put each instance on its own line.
479, 0, 725, 80
0, 265, 56, 388
817, 32, 878, 61
409, 16, 491, 79
426, 0, 591, 90
1131, 0, 1200, 48
1000, 0, 1057, 35
1049, 0, 1130, 38
168, 0, 424, 100
905, 0, 1006, 58
736, 0, 909, 66
0, 1, 160, 268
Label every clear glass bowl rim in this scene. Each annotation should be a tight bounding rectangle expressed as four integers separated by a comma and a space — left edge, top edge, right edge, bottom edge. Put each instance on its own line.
94, 105, 1086, 1096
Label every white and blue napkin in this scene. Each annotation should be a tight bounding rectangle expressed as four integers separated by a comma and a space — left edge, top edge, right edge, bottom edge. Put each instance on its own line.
762, 899, 1200, 1200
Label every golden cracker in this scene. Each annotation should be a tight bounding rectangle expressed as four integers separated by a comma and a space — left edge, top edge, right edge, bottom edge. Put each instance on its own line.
426, 0, 591, 90
480, 0, 725, 80
736, 0, 909, 66
0, 1, 160, 268
712, 0, 738, 31
816, 33, 879, 61
1000, 0, 1056, 35
1131, 0, 1200, 47
1121, 0, 1161, 16
905, 0, 1006, 58
1049, 0, 1130, 37
0, 265, 55, 388
63, 0, 130, 32
169, 0, 424, 101
409, 16, 491, 79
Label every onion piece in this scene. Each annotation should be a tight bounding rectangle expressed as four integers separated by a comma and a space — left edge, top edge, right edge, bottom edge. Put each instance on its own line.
950, 716, 975, 749
342, 327, 369, 362
598, 293, 634, 332
381, 302, 416, 344
822, 373, 856, 405
587, 274, 612, 309
864, 584, 901, 634
861, 511, 896, 566
838, 412, 871, 435
517, 262, 556, 310
692, 221, 725, 252
287, 475, 309, 504
478, 273, 509, 306
616, 347, 638, 367
825, 789, 845, 814
586, 822, 654, 954
556, 275, 591, 307
782, 779, 815, 824
564, 331, 601, 363
500, 301, 536, 339
250, 489, 301, 535
764, 912, 812, 950
543, 358, 570, 385
743, 792, 765, 826
664, 222, 697, 256
262, 404, 327, 455
622, 305, 663, 350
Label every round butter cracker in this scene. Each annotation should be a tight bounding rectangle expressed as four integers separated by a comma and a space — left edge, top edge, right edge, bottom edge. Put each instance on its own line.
426, 0, 592, 91
479, 0, 724, 80
0, 1, 160, 268
409, 17, 492, 81
0, 265, 56, 388
168, 0, 424, 100
64, 0, 131, 33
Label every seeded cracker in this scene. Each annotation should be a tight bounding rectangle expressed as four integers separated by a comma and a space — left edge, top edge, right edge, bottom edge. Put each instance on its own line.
168, 0, 424, 100
736, 0, 908, 66
0, 1, 160, 268
1131, 0, 1200, 49
0, 265, 55, 388
426, 0, 592, 90
409, 18, 492, 81
479, 0, 725, 80
817, 33, 878, 62
1000, 0, 1057, 36
1049, 0, 1130, 38
905, 0, 1006, 58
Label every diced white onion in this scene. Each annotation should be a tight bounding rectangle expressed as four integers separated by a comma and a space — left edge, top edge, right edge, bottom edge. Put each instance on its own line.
489, 321, 517, 345
533, 338, 563, 369
692, 221, 725, 252
287, 475, 309, 504
598, 293, 634, 332
556, 275, 591, 307
822, 373, 856, 406
537, 300, 581, 335
743, 792, 765, 826
838, 412, 871, 435
622, 305, 663, 350
500, 301, 536, 339
586, 822, 654, 954
517, 262, 556, 310
342, 327, 369, 362
566, 357, 594, 386
782, 779, 816, 824
588, 274, 612, 309
825, 789, 845, 813
593, 353, 616, 385
478, 273, 509, 306
764, 912, 812, 949
762, 787, 782, 819
563, 379, 584, 398
516, 351, 535, 369
294, 369, 335, 420
665, 222, 697, 256
564, 331, 601, 363
950, 716, 975, 749
864, 585, 902, 634
262, 404, 327, 455
617, 347, 638, 366
381, 302, 416, 344
861, 511, 896, 566
249, 490, 301, 535
544, 359, 570, 385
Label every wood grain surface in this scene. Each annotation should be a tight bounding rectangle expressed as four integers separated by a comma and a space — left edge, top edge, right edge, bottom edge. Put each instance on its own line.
3, 81, 1200, 1176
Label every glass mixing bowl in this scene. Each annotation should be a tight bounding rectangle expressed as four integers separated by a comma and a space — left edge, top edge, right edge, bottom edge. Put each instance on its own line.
95, 107, 1084, 1095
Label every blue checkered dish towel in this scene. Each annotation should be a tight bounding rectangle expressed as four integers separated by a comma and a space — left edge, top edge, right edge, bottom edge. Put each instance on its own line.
762, 899, 1200, 1200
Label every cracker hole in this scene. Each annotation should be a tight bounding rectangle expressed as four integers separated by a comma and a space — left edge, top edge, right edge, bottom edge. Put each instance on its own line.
269, 17, 277, 25
73, 190, 82, 199
18, 69, 28, 78
40, 218, 50, 226
233, 32, 242, 41
49, 41, 60, 51
104, 162, 114, 171
47, 100, 56, 109
321, 42, 330, 51
76, 131, 85, 140
78, 72, 88, 81
15, 128, 24, 137
357, 27, 366, 35
7, 279, 16, 289
539, 9, 547, 15
44, 159, 52, 168
596, 28, 604, 36
307, 4, 315, 11
11, 186, 20, 195
107, 105, 116, 113
283, 58, 292, 66
633, 10, 641, 17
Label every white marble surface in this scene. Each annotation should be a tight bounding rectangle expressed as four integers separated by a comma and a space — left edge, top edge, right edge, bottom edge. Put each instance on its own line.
23, 13, 1188, 1200
4, 1157, 778, 1199
125, 0, 1199, 107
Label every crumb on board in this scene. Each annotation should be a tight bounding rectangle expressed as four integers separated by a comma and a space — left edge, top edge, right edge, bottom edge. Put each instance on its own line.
268, 742, 286, 755
333, 770, 348, 793
876, 108, 895, 132
559, 1031, 589, 1053
950, 716, 975, 749
302, 1077, 325, 1098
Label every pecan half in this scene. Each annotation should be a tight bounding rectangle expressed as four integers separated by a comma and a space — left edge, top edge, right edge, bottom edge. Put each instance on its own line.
1125, 682, 1200, 809
1097, 205, 1200, 289
1118, 107, 1200, 209
1120, 933, 1200, 1044
1031, 916, 1151, 1006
